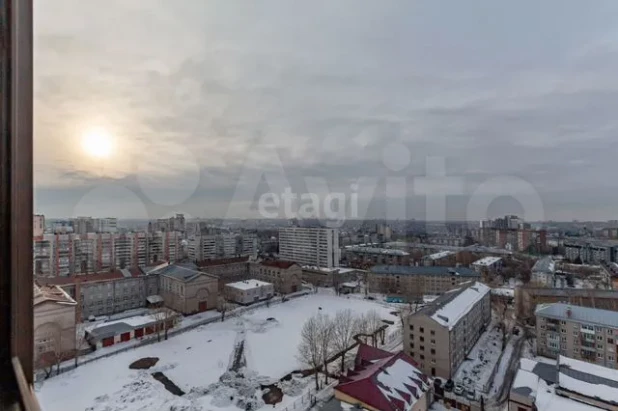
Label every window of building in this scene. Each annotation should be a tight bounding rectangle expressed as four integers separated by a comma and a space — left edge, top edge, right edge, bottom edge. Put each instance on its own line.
420, 355, 425, 360
420, 336, 425, 342
431, 339, 436, 345
409, 325, 414, 331
560, 321, 566, 325
410, 343, 414, 350
430, 330, 435, 336
420, 327, 424, 333
609, 338, 614, 344
598, 335, 604, 341
431, 349, 436, 355
420, 346, 425, 351
598, 353, 604, 358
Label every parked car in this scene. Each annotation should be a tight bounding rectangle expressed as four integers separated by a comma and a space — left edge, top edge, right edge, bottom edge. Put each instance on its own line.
466, 388, 476, 401
453, 385, 464, 396
444, 379, 454, 392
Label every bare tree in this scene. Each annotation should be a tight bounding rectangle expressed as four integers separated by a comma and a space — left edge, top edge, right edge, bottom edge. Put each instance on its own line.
318, 314, 334, 384
494, 298, 510, 350
153, 305, 177, 342
332, 309, 358, 372
73, 324, 89, 368
364, 310, 384, 346
217, 296, 231, 322
297, 315, 323, 390
37, 351, 56, 379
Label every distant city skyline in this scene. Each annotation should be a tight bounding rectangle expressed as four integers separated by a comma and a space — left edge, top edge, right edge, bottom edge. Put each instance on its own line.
35, 0, 618, 221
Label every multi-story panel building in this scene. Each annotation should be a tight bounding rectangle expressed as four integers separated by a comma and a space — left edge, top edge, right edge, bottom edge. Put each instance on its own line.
278, 227, 340, 268
404, 282, 491, 378
342, 246, 410, 266
195, 256, 250, 290
368, 265, 481, 301
33, 214, 45, 239
301, 266, 361, 288
35, 268, 159, 321
564, 240, 616, 264
535, 303, 618, 368
187, 233, 257, 261
33, 231, 182, 277
515, 287, 618, 322
95, 217, 118, 233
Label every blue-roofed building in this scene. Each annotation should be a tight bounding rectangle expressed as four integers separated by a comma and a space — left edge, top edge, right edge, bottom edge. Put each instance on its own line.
368, 265, 481, 299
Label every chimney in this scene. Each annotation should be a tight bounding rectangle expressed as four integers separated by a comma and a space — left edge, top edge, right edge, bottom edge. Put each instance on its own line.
566, 306, 572, 318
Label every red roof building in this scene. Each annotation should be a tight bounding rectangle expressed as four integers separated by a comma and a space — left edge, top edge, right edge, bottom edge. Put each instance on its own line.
335, 344, 432, 411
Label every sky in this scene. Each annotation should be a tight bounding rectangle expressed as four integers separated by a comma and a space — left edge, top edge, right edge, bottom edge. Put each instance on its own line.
34, 0, 618, 222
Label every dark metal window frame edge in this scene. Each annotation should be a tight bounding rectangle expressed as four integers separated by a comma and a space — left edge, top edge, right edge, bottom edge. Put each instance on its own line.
1, 0, 36, 409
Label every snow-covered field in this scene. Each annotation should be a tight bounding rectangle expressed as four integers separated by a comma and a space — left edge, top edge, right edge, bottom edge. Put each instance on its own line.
37, 294, 395, 411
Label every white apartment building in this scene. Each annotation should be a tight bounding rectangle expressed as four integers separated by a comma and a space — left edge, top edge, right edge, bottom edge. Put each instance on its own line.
33, 214, 45, 238
278, 227, 340, 268
95, 217, 118, 233
187, 233, 257, 261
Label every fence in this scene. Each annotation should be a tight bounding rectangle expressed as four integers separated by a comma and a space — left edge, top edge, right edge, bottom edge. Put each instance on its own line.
41, 290, 311, 380
281, 379, 339, 411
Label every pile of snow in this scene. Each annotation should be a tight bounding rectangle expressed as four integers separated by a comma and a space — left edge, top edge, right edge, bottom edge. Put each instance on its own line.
455, 325, 503, 392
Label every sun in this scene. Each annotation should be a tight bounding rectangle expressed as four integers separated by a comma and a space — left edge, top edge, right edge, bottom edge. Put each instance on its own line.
82, 128, 113, 158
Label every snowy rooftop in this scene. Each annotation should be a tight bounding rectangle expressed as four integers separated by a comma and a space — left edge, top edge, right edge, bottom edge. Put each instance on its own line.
425, 251, 455, 260
490, 288, 514, 297
301, 265, 358, 274
344, 246, 409, 256
427, 282, 490, 329
371, 265, 479, 277
532, 256, 555, 273
535, 303, 618, 329
85, 313, 161, 340
226, 279, 273, 290
512, 357, 618, 411
559, 356, 618, 405
472, 256, 501, 267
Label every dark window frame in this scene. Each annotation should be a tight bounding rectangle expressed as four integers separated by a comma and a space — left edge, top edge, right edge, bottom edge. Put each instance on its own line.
0, 0, 36, 409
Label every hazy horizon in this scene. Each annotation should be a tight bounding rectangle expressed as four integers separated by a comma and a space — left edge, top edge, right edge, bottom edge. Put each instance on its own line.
35, 0, 618, 221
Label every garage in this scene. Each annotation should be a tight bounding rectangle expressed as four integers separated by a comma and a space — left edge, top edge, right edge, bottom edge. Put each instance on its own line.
198, 301, 207, 312
134, 328, 144, 338
102, 337, 114, 347
120, 332, 131, 342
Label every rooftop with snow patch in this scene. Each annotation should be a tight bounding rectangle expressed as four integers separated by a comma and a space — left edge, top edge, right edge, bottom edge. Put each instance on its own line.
226, 279, 273, 290
344, 246, 409, 256
511, 356, 618, 411
336, 344, 430, 411
535, 302, 618, 329
371, 265, 479, 277
471, 256, 502, 266
415, 282, 490, 329
425, 251, 455, 260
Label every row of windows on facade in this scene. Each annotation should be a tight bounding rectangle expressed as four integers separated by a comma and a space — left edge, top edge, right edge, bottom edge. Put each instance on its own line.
540, 323, 617, 335
541, 333, 616, 345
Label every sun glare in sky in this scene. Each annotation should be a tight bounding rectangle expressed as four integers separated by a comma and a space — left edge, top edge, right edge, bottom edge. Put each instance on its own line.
82, 128, 113, 159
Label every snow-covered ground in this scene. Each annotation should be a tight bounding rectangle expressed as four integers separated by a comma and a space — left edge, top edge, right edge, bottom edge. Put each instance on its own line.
489, 335, 518, 397
37, 294, 395, 411
454, 324, 504, 393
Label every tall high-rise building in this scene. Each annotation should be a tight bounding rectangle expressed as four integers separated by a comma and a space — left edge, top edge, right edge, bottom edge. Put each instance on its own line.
33, 214, 45, 239
278, 227, 340, 268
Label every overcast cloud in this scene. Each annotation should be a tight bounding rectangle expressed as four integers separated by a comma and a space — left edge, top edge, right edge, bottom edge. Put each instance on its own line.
34, 0, 618, 221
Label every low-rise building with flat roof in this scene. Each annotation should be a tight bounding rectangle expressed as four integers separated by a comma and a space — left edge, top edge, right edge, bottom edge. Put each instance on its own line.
249, 260, 302, 294
224, 279, 274, 305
